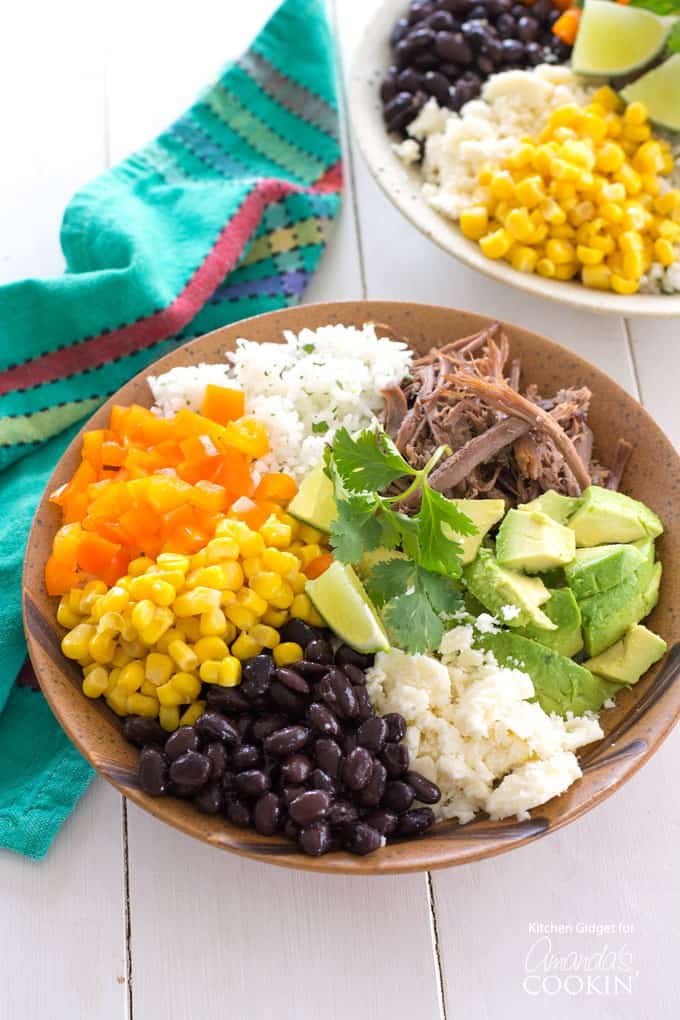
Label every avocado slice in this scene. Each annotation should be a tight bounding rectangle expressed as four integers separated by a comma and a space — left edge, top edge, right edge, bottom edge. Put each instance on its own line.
515, 588, 584, 658
520, 490, 582, 524
568, 486, 663, 547
463, 547, 556, 630
496, 508, 576, 573
478, 631, 619, 717
442, 498, 505, 565
585, 624, 667, 685
565, 542, 646, 600
578, 539, 661, 656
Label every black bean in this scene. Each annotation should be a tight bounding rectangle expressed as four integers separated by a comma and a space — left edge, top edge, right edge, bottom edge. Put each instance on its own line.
205, 685, 250, 714
251, 713, 287, 743
195, 711, 241, 749
383, 780, 416, 814
396, 68, 424, 93
394, 38, 416, 69
341, 731, 358, 756
253, 792, 282, 836
380, 66, 399, 106
461, 19, 489, 51
511, 3, 525, 17
381, 742, 411, 778
307, 701, 341, 738
345, 822, 382, 856
486, 0, 511, 14
310, 768, 335, 793
171, 781, 199, 799
525, 41, 543, 65
230, 743, 261, 772
225, 796, 252, 828
205, 741, 228, 780
342, 663, 366, 686
123, 716, 166, 748
305, 639, 334, 665
551, 38, 572, 60
441, 0, 472, 13
314, 738, 342, 779
406, 770, 441, 805
263, 724, 310, 757
283, 818, 300, 841
169, 750, 211, 791
384, 713, 407, 743
390, 17, 410, 47
234, 769, 270, 799
282, 784, 307, 806
299, 822, 333, 857
478, 54, 495, 75
517, 15, 539, 41
280, 753, 312, 785
501, 36, 524, 61
406, 26, 436, 52
397, 808, 435, 836
343, 747, 374, 791
532, 0, 552, 20
164, 726, 199, 760
334, 644, 374, 671
423, 70, 452, 105
194, 781, 223, 815
408, 0, 434, 24
358, 761, 388, 808
363, 809, 399, 837
272, 667, 310, 695
241, 654, 275, 700
435, 30, 472, 64
484, 37, 504, 65
354, 686, 376, 723
323, 668, 359, 719
139, 746, 168, 796
234, 715, 253, 741
356, 716, 388, 753
289, 790, 331, 826
221, 769, 236, 794
269, 680, 307, 718
295, 659, 331, 677
496, 12, 516, 35
327, 800, 358, 828
279, 619, 321, 648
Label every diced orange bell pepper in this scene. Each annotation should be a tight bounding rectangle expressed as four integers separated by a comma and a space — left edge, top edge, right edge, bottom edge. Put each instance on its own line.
304, 552, 334, 580
76, 533, 124, 582
552, 7, 580, 44
100, 440, 126, 469
236, 500, 280, 531
201, 384, 246, 425
220, 418, 269, 459
82, 430, 107, 470
254, 472, 298, 504
189, 480, 229, 513
45, 554, 80, 596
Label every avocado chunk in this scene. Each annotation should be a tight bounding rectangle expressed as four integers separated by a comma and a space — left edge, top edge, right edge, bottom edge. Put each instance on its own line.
568, 485, 663, 547
442, 498, 505, 565
478, 631, 619, 717
463, 547, 556, 630
565, 542, 646, 600
585, 624, 667, 685
579, 540, 661, 656
496, 508, 576, 573
515, 588, 584, 657
520, 490, 582, 524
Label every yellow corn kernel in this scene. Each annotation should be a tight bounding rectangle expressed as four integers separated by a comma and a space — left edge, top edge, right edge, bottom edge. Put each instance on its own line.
199, 608, 232, 638
194, 636, 229, 663
297, 523, 324, 544
261, 547, 299, 575
479, 228, 511, 259
112, 647, 131, 669
478, 162, 494, 186
589, 234, 616, 255
82, 666, 110, 699
120, 637, 147, 659
139, 679, 159, 698
157, 551, 190, 570
622, 249, 645, 280
128, 556, 154, 577
510, 245, 538, 274
460, 205, 489, 240
599, 202, 623, 225
280, 514, 300, 539
106, 686, 129, 717
105, 668, 120, 695
199, 660, 221, 683
89, 598, 105, 623
117, 661, 144, 695
241, 556, 262, 580
579, 112, 608, 143
582, 264, 612, 290
654, 238, 675, 267
147, 578, 176, 607
595, 141, 625, 174
489, 172, 515, 201
177, 618, 202, 643
273, 642, 304, 667
144, 651, 174, 686
189, 549, 207, 570
131, 599, 155, 632
540, 197, 566, 225
231, 632, 263, 660
249, 624, 280, 649
88, 631, 117, 665
307, 605, 326, 628
576, 245, 604, 266
155, 627, 183, 654
286, 570, 307, 595
549, 104, 581, 130
615, 165, 642, 196
128, 575, 161, 602
547, 222, 576, 241
250, 571, 284, 601
624, 122, 652, 144
159, 705, 180, 732
611, 273, 640, 295
179, 701, 204, 727
298, 544, 322, 569
183, 565, 224, 590
536, 257, 556, 278
204, 536, 239, 563
634, 141, 664, 175
506, 143, 535, 170
98, 611, 125, 634
658, 219, 680, 243
225, 603, 258, 631
171, 671, 201, 701
259, 516, 292, 549
157, 681, 184, 707
80, 580, 107, 612
505, 208, 533, 243
620, 230, 644, 254
655, 191, 680, 216
139, 607, 174, 646
61, 620, 95, 660
126, 693, 158, 718
219, 590, 237, 609
593, 86, 621, 113
569, 201, 595, 228
289, 593, 313, 621
561, 139, 596, 171
267, 581, 294, 610
546, 238, 576, 265
67, 588, 84, 613
262, 607, 288, 628
173, 587, 221, 616
237, 587, 268, 617
168, 639, 199, 673
57, 598, 81, 629
240, 529, 267, 558
218, 657, 242, 687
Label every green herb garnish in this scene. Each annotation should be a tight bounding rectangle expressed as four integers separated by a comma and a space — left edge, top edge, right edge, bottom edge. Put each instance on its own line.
325, 427, 477, 654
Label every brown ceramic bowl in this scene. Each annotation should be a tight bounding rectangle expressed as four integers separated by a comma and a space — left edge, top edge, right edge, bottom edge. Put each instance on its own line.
23, 301, 680, 874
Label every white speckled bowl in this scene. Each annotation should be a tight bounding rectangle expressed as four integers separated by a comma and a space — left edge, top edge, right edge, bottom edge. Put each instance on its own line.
349, 0, 680, 318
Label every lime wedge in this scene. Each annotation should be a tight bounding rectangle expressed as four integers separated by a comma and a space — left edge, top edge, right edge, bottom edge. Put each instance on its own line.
572, 0, 671, 77
621, 54, 680, 132
287, 462, 337, 532
306, 561, 390, 653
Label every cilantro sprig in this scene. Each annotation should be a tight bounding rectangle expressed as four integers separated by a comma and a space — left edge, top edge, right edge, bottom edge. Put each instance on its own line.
325, 427, 476, 654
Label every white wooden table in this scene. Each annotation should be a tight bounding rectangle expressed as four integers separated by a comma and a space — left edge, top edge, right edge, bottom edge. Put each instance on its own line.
2, 2, 679, 1017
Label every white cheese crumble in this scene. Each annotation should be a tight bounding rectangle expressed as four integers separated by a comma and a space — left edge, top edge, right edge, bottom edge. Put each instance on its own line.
366, 625, 603, 824
500, 604, 521, 621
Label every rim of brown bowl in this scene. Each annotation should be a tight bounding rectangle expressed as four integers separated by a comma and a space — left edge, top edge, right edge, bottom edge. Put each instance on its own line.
349, 0, 680, 319
23, 300, 680, 875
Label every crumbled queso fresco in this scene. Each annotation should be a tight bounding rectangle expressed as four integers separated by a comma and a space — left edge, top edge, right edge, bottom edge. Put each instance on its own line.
366, 625, 603, 824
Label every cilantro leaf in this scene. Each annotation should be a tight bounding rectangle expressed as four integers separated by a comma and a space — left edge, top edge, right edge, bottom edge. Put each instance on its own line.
312, 421, 329, 434
365, 557, 414, 609
632, 0, 678, 13
331, 427, 415, 493
417, 486, 470, 576
379, 504, 420, 558
384, 592, 444, 655
329, 495, 383, 564
415, 566, 464, 616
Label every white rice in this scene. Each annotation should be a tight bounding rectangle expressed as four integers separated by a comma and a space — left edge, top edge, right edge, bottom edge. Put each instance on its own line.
148, 324, 412, 480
